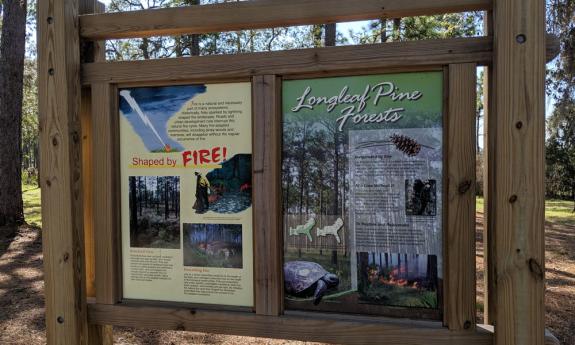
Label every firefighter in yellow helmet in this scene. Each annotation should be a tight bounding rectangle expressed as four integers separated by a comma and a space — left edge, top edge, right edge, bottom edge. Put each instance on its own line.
194, 172, 210, 213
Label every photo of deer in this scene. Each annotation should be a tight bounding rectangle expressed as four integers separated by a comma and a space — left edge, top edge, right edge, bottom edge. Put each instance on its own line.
183, 223, 243, 269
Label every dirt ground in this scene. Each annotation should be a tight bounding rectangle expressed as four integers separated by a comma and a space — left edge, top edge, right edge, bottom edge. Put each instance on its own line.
1, 213, 574, 345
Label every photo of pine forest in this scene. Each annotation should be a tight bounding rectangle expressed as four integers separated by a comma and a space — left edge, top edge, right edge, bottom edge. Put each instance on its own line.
129, 176, 180, 249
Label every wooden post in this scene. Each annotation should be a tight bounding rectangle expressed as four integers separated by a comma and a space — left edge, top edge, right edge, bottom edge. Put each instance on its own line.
253, 75, 283, 316
482, 9, 497, 326
38, 0, 89, 343
491, 0, 546, 344
445, 63, 477, 331
91, 82, 121, 306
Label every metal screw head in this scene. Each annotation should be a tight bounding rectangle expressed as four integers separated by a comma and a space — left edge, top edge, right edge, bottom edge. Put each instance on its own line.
509, 195, 518, 203
57, 316, 64, 324
47, 17, 53, 24
516, 34, 526, 44
48, 68, 54, 76
516, 121, 523, 129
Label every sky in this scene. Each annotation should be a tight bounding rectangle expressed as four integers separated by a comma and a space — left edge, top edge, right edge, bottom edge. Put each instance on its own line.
120, 85, 206, 151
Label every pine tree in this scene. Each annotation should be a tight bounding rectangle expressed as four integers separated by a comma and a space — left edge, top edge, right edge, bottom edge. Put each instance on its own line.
0, 0, 27, 226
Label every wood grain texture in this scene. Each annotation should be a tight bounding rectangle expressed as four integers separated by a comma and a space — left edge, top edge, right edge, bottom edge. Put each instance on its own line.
91, 83, 121, 305
80, 0, 106, 304
79, 0, 492, 40
87, 303, 494, 345
478, 325, 559, 345
82, 37, 493, 85
252, 75, 283, 316
81, 36, 559, 85
482, 10, 497, 327
492, 0, 546, 344
81, 89, 96, 299
86, 324, 114, 345
445, 63, 477, 331
38, 0, 89, 343
81, 1, 115, 343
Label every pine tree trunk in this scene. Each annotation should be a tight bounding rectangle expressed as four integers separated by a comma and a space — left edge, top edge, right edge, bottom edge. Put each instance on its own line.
129, 178, 138, 237
324, 23, 336, 46
0, 0, 27, 226
380, 19, 387, 43
164, 178, 169, 220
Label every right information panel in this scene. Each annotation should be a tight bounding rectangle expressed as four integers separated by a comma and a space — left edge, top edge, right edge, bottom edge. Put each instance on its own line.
282, 72, 444, 315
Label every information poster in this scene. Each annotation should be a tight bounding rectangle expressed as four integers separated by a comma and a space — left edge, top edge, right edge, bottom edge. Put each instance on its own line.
120, 82, 253, 307
282, 72, 443, 314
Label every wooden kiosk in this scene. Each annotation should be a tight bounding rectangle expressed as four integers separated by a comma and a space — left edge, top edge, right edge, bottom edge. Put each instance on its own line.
38, 0, 557, 344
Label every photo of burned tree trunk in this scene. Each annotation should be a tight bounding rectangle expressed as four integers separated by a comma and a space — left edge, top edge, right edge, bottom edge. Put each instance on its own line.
129, 176, 180, 249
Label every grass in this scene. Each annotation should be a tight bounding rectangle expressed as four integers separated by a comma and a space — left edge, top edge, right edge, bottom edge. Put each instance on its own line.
476, 196, 573, 222
22, 183, 41, 227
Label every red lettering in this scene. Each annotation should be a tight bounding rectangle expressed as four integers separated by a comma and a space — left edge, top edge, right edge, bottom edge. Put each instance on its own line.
199, 149, 211, 164
212, 147, 221, 162
182, 151, 192, 167
181, 146, 228, 166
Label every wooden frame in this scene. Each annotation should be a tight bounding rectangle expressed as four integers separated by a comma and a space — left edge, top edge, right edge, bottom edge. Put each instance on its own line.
78, 0, 493, 40
38, 0, 555, 344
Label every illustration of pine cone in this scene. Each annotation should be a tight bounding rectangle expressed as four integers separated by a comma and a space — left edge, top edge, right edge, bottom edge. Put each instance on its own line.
390, 134, 422, 157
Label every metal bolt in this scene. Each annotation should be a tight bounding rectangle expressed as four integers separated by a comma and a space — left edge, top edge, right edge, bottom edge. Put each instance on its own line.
57, 316, 64, 324
509, 195, 518, 203
48, 68, 54, 76
47, 17, 53, 24
516, 34, 526, 44
516, 121, 523, 129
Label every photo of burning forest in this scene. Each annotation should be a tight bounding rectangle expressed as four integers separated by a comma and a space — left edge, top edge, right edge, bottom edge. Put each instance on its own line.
194, 154, 252, 214
183, 223, 243, 269
405, 179, 437, 216
357, 252, 438, 308
129, 176, 180, 249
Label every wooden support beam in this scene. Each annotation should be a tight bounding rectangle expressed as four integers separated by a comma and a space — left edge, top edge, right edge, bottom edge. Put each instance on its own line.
38, 0, 89, 343
79, 0, 493, 40
482, 10, 497, 327
82, 37, 494, 85
491, 0, 546, 344
445, 63, 477, 331
87, 303, 494, 345
79, 1, 115, 343
252, 76, 283, 316
81, 35, 559, 85
91, 83, 121, 305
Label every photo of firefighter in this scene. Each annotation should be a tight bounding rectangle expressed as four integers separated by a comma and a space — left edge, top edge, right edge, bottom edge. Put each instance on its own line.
129, 176, 180, 249
183, 223, 243, 269
405, 179, 437, 216
193, 172, 210, 214
193, 154, 252, 215
357, 252, 438, 308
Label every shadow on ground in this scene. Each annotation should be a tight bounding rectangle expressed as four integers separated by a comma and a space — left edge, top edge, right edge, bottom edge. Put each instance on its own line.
1, 215, 574, 344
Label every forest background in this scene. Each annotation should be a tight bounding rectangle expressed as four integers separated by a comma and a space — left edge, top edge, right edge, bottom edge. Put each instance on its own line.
0, 0, 573, 344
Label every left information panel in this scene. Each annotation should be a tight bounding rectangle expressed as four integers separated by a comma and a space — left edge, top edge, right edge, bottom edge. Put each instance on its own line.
119, 82, 254, 307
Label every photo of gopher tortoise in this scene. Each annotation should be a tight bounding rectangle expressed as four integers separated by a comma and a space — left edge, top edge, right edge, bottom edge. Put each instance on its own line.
284, 261, 339, 305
